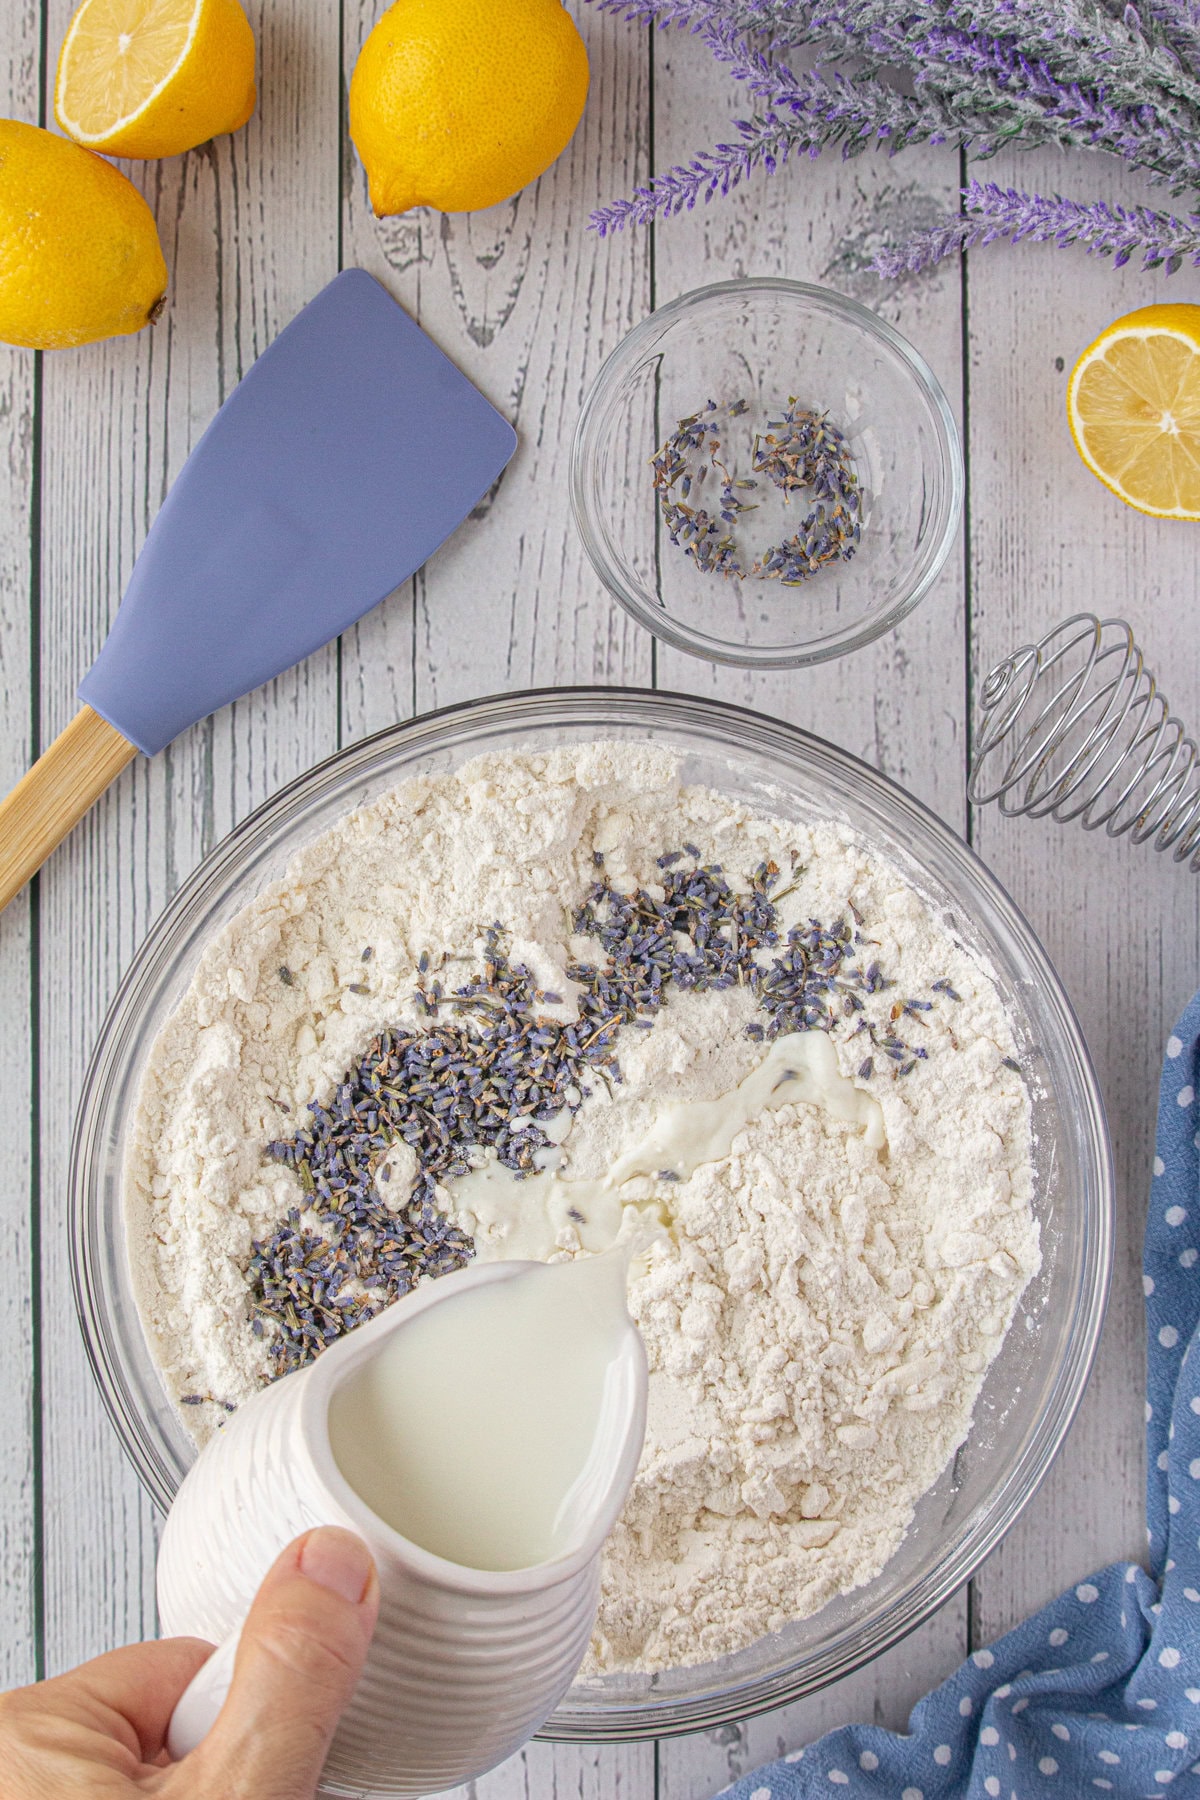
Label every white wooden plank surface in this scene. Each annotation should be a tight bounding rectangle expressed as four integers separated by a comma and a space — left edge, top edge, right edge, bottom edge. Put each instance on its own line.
649, 29, 971, 1797
35, 0, 341, 1673
339, 0, 653, 749
0, 10, 1185, 1800
648, 33, 969, 823
966, 145, 1200, 1640
0, 0, 41, 1696
338, 10, 657, 1794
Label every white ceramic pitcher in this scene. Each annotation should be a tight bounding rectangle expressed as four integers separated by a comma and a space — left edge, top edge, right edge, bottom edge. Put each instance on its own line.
158, 1258, 648, 1797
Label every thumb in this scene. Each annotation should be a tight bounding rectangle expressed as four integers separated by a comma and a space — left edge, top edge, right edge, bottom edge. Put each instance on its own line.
187, 1527, 379, 1800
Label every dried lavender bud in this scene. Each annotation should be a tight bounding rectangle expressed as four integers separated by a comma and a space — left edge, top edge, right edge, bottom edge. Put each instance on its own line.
652, 396, 861, 584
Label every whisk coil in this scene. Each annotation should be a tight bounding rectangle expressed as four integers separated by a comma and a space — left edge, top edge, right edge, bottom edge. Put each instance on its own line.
969, 613, 1200, 870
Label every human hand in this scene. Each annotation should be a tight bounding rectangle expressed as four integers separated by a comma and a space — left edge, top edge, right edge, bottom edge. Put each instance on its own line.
0, 1525, 379, 1799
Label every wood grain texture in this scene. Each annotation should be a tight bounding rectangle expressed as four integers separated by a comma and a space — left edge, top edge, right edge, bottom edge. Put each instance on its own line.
647, 26, 971, 1794
0, 0, 40, 1690
339, 0, 653, 747
338, 9, 656, 1794
427, 1736, 656, 1800
655, 1615, 970, 1800
0, 6, 1182, 1795
35, 0, 341, 1674
649, 29, 969, 829
965, 146, 1200, 1641
0, 708, 136, 914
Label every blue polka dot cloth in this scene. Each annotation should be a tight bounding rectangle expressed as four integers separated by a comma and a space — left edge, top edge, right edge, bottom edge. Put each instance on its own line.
722, 989, 1200, 1800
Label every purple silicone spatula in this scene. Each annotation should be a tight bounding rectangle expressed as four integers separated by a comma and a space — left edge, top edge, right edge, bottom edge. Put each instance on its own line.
0, 268, 516, 913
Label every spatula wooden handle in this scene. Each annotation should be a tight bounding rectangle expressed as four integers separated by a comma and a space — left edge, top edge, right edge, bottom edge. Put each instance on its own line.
0, 707, 137, 914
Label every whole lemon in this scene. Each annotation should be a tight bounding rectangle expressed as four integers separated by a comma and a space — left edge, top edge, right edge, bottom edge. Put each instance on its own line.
349, 0, 589, 217
0, 120, 167, 350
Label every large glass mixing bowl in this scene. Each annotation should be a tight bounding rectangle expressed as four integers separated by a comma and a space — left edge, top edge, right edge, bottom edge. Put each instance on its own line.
71, 689, 1112, 1743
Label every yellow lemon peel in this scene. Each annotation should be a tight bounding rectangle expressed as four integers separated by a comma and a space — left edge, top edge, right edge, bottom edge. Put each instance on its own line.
349, 0, 589, 217
0, 119, 168, 350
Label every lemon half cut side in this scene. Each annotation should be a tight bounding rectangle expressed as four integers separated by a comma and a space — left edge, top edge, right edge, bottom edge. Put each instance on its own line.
1067, 303, 1200, 521
55, 0, 256, 159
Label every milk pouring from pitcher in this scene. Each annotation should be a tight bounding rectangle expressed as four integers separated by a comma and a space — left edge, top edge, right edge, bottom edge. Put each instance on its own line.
159, 1251, 648, 1797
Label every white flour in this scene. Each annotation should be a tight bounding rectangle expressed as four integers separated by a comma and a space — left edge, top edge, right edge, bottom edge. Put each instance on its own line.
126, 741, 1039, 1673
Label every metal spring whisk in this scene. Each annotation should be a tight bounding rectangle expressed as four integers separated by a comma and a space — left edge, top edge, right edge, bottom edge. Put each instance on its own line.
968, 613, 1200, 872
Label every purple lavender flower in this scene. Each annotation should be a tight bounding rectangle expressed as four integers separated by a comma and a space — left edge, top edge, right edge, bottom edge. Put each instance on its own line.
1145, 0, 1200, 73
591, 111, 830, 235
873, 178, 1200, 274
904, 27, 1200, 186
713, 23, 1200, 183
588, 0, 810, 30
585, 0, 1200, 273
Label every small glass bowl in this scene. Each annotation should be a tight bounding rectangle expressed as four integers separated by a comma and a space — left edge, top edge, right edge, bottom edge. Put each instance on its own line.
571, 279, 964, 668
71, 690, 1110, 1747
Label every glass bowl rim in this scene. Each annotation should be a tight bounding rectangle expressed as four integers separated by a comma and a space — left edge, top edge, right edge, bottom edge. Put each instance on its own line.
569, 276, 966, 670
69, 684, 1113, 1742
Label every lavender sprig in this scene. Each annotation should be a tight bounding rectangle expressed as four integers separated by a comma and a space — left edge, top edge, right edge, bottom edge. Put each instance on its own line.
874, 178, 1200, 274
589, 84, 967, 236
591, 111, 823, 233
905, 31, 1200, 185
588, 0, 802, 29
965, 0, 1200, 114
704, 51, 984, 146
592, 0, 1200, 93
1139, 0, 1200, 75
586, 0, 1200, 270
702, 5, 1200, 134
715, 26, 1200, 183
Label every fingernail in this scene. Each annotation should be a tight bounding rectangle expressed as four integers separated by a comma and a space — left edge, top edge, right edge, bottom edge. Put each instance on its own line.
299, 1527, 375, 1605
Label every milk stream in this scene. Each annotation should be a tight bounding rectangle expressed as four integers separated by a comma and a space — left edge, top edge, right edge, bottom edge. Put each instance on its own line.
452, 1029, 886, 1263
328, 1250, 634, 1572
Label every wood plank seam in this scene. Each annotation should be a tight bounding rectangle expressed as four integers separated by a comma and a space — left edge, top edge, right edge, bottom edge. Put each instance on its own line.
958, 143, 983, 1661
31, 0, 48, 1694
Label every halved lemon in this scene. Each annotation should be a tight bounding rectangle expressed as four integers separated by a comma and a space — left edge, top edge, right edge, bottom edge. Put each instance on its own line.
55, 0, 256, 160
1067, 303, 1200, 520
